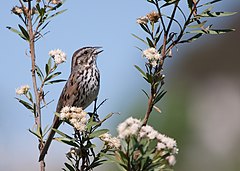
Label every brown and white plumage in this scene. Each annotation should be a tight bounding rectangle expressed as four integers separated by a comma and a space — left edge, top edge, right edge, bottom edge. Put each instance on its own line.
39, 47, 102, 161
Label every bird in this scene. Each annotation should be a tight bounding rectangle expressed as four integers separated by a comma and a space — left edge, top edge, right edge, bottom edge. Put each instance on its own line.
39, 46, 103, 161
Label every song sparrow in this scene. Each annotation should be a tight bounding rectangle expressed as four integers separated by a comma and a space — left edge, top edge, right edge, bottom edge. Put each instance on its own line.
39, 46, 103, 161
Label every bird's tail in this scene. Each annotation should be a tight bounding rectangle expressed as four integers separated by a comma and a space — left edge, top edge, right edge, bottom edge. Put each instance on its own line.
39, 117, 61, 161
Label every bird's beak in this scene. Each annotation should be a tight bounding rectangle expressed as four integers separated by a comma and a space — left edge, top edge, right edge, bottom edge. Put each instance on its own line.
94, 47, 103, 55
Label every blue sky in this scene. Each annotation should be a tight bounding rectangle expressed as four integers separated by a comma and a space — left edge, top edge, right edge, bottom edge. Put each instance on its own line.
1, 1, 239, 170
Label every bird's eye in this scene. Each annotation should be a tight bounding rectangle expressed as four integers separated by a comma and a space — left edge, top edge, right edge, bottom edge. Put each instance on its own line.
84, 50, 89, 55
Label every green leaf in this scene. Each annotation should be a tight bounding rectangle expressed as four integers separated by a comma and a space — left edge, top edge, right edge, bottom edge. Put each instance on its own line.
53, 128, 73, 140
6, 26, 27, 40
198, 11, 237, 18
140, 24, 150, 33
16, 98, 33, 112
179, 33, 203, 43
187, 29, 235, 34
89, 129, 109, 138
42, 125, 50, 137
146, 37, 155, 48
27, 91, 33, 103
134, 65, 148, 80
28, 128, 41, 139
141, 89, 149, 98
210, 29, 235, 34
45, 72, 61, 82
187, 20, 207, 28
55, 137, 79, 147
87, 160, 106, 170
64, 163, 75, 171
153, 90, 167, 104
161, 0, 178, 8
132, 34, 148, 45
45, 57, 52, 75
97, 112, 114, 126
187, 0, 194, 9
198, 0, 222, 7
45, 79, 66, 85
18, 24, 29, 41
47, 9, 67, 20
35, 65, 44, 81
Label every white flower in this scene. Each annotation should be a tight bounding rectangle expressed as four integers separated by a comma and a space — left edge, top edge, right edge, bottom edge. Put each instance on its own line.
156, 133, 178, 154
49, 49, 66, 64
143, 48, 162, 67
100, 133, 121, 149
136, 16, 148, 25
16, 85, 30, 95
150, 60, 157, 67
162, 136, 177, 149
166, 155, 176, 166
74, 123, 86, 131
139, 125, 158, 140
59, 106, 87, 131
143, 48, 161, 60
156, 142, 166, 151
117, 117, 142, 139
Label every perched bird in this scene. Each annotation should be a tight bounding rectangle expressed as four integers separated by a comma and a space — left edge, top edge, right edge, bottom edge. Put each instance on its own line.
39, 46, 103, 161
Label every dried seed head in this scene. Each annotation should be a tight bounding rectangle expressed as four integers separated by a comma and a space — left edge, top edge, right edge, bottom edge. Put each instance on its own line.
147, 11, 160, 23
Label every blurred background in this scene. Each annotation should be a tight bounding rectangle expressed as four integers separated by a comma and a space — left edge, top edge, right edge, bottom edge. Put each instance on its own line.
1, 0, 240, 170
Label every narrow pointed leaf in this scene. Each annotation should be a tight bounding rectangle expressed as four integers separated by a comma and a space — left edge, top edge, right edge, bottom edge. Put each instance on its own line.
18, 24, 29, 41
153, 90, 167, 104
16, 98, 33, 112
179, 33, 203, 43
146, 37, 154, 47
132, 34, 148, 45
45, 72, 61, 82
47, 9, 67, 20
6, 26, 26, 40
55, 137, 79, 147
141, 89, 149, 98
45, 79, 66, 85
64, 163, 75, 171
161, 0, 178, 8
89, 129, 108, 138
187, 0, 194, 9
140, 24, 150, 33
187, 20, 207, 28
28, 129, 41, 139
52, 128, 73, 140
198, 0, 222, 7
198, 11, 237, 17
134, 65, 147, 80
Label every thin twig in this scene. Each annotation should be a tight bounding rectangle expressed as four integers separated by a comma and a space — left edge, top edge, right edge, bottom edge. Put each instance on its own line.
25, 0, 45, 170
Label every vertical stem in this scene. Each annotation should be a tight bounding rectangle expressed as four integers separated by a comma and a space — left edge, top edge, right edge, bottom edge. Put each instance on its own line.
26, 1, 45, 170
143, 94, 154, 126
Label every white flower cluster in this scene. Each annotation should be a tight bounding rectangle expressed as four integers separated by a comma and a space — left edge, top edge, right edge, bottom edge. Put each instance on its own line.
143, 47, 162, 67
117, 117, 142, 139
60, 106, 87, 131
99, 133, 121, 149
16, 85, 30, 95
136, 16, 148, 25
49, 49, 66, 64
117, 117, 178, 166
139, 125, 159, 140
